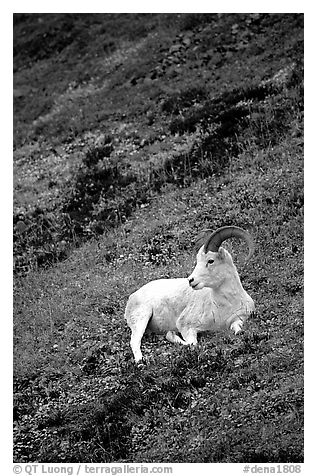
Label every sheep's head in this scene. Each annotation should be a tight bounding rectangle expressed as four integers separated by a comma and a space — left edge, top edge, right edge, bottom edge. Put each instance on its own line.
188, 226, 254, 290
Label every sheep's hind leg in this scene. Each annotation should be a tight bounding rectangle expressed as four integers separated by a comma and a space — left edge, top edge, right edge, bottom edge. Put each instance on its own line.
166, 331, 187, 345
127, 305, 152, 363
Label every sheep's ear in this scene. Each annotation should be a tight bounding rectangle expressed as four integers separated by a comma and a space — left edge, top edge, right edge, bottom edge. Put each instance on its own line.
194, 229, 213, 253
218, 247, 226, 260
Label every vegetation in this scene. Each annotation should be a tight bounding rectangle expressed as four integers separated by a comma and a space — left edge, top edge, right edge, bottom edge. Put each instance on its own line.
14, 13, 303, 463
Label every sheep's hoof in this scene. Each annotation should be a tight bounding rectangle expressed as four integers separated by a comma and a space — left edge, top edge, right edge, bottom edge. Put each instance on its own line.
136, 360, 145, 368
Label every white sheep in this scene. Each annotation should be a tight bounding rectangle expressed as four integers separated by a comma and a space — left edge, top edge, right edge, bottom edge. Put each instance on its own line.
125, 226, 255, 363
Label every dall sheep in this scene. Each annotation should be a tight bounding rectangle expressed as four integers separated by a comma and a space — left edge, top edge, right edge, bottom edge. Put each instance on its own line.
125, 226, 255, 363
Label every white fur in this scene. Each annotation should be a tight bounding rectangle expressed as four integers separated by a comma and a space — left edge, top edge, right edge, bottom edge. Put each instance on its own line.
125, 245, 254, 362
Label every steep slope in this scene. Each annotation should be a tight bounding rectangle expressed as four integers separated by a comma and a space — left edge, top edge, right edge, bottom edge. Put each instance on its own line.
14, 14, 303, 463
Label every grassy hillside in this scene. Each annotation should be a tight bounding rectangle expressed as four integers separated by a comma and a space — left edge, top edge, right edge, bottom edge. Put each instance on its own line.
13, 14, 303, 463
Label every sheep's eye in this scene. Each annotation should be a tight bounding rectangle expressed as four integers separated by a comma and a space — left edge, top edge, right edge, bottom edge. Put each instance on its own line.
207, 259, 214, 265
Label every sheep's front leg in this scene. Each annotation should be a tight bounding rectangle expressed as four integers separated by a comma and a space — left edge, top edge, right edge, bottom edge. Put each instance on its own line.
230, 318, 244, 335
166, 331, 187, 345
178, 327, 198, 346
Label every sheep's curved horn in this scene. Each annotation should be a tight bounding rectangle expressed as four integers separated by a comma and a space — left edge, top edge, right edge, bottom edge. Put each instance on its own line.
204, 226, 255, 261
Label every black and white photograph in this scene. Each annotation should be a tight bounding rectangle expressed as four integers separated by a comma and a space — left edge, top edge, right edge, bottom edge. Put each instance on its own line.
13, 9, 304, 469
